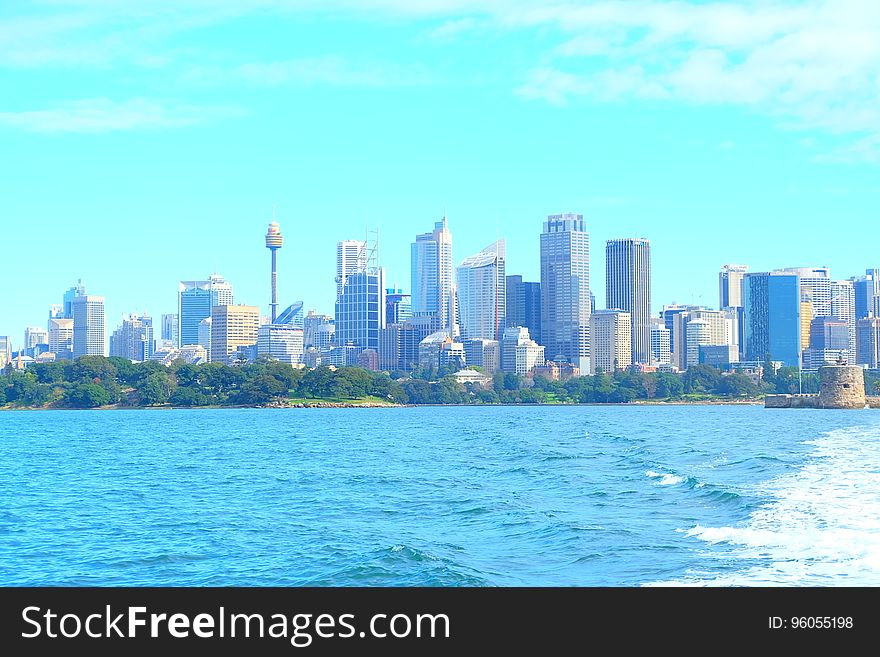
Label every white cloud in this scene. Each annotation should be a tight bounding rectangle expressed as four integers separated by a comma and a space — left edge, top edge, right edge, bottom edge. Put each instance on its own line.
0, 97, 242, 133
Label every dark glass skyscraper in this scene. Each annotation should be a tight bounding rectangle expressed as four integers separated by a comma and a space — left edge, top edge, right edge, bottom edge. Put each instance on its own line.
506, 275, 542, 345
335, 270, 386, 350
743, 271, 801, 366
606, 238, 652, 365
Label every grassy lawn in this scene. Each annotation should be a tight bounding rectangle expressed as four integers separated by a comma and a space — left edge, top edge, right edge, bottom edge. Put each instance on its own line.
287, 395, 397, 406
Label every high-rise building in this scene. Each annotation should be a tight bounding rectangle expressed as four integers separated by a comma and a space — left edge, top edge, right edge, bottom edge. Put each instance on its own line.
677, 309, 736, 369
590, 310, 632, 373
506, 275, 542, 345
109, 314, 154, 362
211, 305, 259, 365
719, 264, 748, 309
0, 336, 11, 368
650, 320, 671, 366
23, 327, 49, 357
743, 271, 801, 367
258, 324, 304, 366
178, 275, 233, 347
540, 213, 591, 372
462, 338, 501, 374
161, 313, 179, 348
385, 289, 412, 325
661, 304, 703, 366
457, 240, 506, 341
335, 270, 386, 351
778, 267, 831, 318
198, 317, 212, 360
379, 317, 432, 372
62, 280, 86, 319
48, 318, 74, 360
304, 311, 335, 349
851, 269, 880, 319
501, 326, 544, 375
337, 240, 368, 301
265, 215, 284, 323
72, 295, 106, 358
831, 279, 857, 365
411, 217, 455, 334
857, 317, 880, 368
606, 238, 652, 366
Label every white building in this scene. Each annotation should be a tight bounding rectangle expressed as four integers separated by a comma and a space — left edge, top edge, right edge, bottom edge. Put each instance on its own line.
590, 310, 632, 373
336, 240, 368, 301
456, 240, 506, 341
48, 318, 74, 360
831, 279, 857, 366
501, 326, 544, 375
650, 320, 671, 366
72, 295, 106, 357
258, 324, 304, 365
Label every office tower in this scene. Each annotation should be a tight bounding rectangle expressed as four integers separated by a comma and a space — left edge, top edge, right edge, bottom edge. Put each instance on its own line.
379, 318, 432, 371
540, 213, 591, 372
831, 279, 857, 364
418, 332, 465, 370
851, 269, 880, 319
743, 271, 801, 367
803, 315, 850, 368
501, 326, 544, 375
265, 215, 284, 323
211, 305, 259, 365
48, 318, 74, 360
23, 327, 49, 357
506, 275, 542, 345
48, 304, 63, 320
335, 234, 386, 351
275, 301, 305, 328
719, 264, 748, 309
457, 240, 506, 341
411, 217, 455, 334
304, 311, 335, 349
161, 313, 179, 348
676, 309, 736, 369
62, 280, 86, 319
857, 317, 880, 368
606, 238, 652, 366
109, 314, 154, 362
778, 267, 831, 318
385, 289, 412, 325
72, 295, 106, 357
198, 317, 212, 360
0, 336, 11, 368
337, 240, 368, 301
461, 338, 501, 374
258, 324, 304, 366
590, 310, 632, 373
661, 304, 702, 366
178, 275, 233, 347
650, 321, 671, 366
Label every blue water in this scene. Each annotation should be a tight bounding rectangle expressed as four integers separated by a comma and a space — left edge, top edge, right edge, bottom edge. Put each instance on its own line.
1, 406, 878, 586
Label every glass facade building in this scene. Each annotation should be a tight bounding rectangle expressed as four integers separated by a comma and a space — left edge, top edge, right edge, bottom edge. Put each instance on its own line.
743, 272, 801, 367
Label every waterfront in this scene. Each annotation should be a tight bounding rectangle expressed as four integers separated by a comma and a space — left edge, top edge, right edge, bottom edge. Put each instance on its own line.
1, 406, 878, 586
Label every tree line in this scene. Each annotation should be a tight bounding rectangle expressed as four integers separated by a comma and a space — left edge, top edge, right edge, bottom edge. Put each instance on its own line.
5, 356, 875, 409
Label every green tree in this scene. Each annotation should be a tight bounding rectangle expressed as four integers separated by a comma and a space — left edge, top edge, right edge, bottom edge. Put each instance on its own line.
65, 383, 112, 408
169, 387, 209, 407
138, 372, 175, 405
401, 379, 432, 404
70, 356, 117, 383
718, 373, 759, 398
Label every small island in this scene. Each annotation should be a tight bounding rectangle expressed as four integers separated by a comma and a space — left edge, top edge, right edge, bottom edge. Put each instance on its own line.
3, 356, 880, 410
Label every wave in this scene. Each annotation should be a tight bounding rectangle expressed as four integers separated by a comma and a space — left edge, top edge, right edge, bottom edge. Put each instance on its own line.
653, 424, 880, 586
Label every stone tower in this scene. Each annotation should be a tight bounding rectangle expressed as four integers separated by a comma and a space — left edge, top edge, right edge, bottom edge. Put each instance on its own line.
817, 365, 866, 409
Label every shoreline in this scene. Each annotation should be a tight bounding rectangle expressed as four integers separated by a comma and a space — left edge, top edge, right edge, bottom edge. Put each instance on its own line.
0, 398, 765, 411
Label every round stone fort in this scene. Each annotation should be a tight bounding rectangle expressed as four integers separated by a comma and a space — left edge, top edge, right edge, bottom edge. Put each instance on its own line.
817, 365, 866, 409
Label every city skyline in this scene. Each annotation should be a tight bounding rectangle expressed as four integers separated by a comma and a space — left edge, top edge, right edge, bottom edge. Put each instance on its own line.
3, 1, 880, 345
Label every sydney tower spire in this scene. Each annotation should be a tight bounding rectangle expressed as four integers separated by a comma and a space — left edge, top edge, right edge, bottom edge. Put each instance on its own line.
265, 208, 283, 323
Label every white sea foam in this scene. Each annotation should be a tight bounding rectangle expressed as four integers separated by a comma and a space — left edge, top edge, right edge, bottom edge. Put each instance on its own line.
646, 470, 686, 486
654, 424, 880, 586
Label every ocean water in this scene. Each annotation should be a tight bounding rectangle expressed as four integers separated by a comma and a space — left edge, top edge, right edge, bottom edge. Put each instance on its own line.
1, 405, 878, 587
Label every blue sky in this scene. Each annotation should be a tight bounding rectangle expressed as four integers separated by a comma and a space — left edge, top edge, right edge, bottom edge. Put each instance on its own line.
1, 0, 879, 345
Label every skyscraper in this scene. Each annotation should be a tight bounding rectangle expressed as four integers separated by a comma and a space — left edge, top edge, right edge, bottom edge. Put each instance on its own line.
590, 310, 632, 373
385, 289, 412, 325
265, 215, 284, 323
337, 240, 368, 301
830, 279, 856, 364
48, 318, 74, 360
540, 213, 591, 373
606, 238, 652, 365
161, 313, 179, 348
72, 295, 106, 358
457, 240, 506, 341
23, 327, 49, 356
778, 267, 831, 318
743, 271, 801, 367
857, 317, 880, 368
719, 264, 748, 309
411, 217, 455, 334
650, 320, 671, 366
501, 326, 544, 375
62, 280, 86, 319
851, 269, 879, 319
109, 314, 154, 362
506, 275, 542, 345
335, 270, 387, 351
178, 275, 233, 348
211, 305, 259, 365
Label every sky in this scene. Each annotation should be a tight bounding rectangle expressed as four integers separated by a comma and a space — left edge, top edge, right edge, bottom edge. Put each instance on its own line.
1, 0, 879, 346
